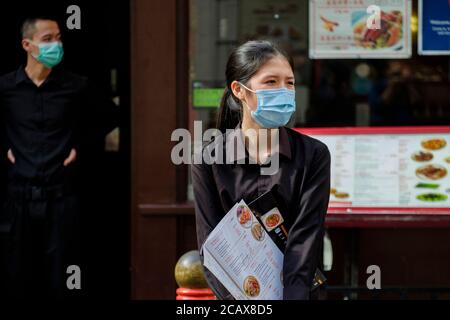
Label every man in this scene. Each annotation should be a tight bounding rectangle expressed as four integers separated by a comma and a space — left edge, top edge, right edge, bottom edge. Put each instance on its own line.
0, 17, 118, 298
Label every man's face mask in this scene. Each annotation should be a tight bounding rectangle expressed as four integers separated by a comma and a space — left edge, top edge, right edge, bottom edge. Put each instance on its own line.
239, 82, 296, 129
30, 41, 64, 69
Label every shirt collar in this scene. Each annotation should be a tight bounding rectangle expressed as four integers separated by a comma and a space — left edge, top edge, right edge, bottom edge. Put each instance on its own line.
15, 65, 28, 85
15, 65, 62, 87
229, 122, 292, 163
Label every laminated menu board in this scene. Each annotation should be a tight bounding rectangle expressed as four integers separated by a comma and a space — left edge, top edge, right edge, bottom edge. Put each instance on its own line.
309, 0, 412, 59
295, 127, 450, 214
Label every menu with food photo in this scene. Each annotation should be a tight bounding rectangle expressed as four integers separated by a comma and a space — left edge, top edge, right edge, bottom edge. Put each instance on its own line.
309, 0, 412, 59
247, 189, 327, 289
307, 131, 450, 210
202, 200, 284, 300
247, 189, 289, 252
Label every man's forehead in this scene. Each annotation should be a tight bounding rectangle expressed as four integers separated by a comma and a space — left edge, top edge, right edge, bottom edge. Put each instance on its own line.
34, 20, 60, 35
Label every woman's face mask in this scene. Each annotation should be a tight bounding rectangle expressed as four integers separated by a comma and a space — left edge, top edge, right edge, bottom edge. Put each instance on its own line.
239, 82, 296, 129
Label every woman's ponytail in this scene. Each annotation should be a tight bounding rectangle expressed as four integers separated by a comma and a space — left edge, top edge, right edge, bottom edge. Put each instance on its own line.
216, 87, 241, 133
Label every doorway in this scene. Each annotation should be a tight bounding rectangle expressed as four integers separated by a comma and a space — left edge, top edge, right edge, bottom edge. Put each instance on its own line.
0, 0, 131, 298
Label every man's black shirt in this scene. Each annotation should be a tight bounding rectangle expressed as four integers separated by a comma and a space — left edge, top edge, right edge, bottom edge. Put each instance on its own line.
0, 66, 118, 186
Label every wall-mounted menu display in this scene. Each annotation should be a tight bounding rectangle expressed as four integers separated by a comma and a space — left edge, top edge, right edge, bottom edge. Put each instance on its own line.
296, 127, 450, 212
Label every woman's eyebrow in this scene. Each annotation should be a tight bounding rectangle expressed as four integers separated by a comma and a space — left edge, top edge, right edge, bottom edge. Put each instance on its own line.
260, 74, 280, 79
260, 74, 295, 80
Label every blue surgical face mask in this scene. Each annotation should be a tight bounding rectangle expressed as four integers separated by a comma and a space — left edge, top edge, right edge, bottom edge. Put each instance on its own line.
31, 41, 64, 69
239, 82, 296, 128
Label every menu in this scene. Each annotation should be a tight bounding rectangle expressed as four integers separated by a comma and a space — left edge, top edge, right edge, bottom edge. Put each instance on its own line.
202, 200, 284, 300
309, 0, 412, 59
311, 133, 450, 208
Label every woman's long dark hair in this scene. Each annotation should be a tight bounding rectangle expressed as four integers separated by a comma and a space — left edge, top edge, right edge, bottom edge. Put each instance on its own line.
216, 40, 294, 133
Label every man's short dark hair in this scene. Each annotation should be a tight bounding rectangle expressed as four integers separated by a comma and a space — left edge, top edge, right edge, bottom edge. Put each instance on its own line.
21, 16, 58, 39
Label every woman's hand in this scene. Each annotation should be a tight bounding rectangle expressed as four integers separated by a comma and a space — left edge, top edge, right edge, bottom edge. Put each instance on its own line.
7, 149, 15, 164
63, 148, 77, 166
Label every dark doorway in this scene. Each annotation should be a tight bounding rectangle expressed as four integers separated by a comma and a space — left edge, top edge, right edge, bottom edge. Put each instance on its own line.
0, 1, 130, 298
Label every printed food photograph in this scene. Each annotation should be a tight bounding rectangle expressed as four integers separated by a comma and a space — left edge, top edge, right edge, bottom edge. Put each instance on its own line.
421, 138, 447, 151
265, 213, 281, 229
334, 192, 350, 199
236, 205, 252, 228
330, 188, 350, 199
411, 151, 434, 162
415, 183, 440, 190
251, 223, 265, 242
353, 10, 403, 49
416, 164, 448, 181
416, 193, 448, 202
260, 208, 285, 232
320, 15, 339, 32
243, 276, 260, 298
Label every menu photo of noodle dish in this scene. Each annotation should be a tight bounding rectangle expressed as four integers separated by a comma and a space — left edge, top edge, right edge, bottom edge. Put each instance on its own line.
202, 200, 284, 300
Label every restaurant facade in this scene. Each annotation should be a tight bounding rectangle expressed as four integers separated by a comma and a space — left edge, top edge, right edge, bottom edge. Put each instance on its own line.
130, 0, 450, 299
1, 0, 449, 300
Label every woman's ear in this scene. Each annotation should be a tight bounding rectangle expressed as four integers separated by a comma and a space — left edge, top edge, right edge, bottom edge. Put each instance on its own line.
230, 81, 245, 101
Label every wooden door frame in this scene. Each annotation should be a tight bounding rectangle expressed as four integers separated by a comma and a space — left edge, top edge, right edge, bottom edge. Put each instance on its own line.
130, 0, 190, 299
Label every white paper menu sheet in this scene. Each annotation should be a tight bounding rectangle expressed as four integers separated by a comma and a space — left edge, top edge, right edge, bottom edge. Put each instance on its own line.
202, 200, 284, 300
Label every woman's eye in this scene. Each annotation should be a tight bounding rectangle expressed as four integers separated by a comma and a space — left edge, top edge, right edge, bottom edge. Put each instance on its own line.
266, 80, 276, 84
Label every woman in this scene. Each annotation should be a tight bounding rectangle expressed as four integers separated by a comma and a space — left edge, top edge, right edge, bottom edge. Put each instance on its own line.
192, 40, 331, 300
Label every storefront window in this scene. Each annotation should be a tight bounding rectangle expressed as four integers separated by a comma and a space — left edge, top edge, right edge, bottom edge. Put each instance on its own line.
187, 0, 450, 200
189, 0, 449, 126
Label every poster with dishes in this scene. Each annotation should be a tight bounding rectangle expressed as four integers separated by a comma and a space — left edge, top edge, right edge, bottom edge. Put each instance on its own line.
309, 0, 412, 59
418, 0, 450, 56
312, 133, 450, 209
